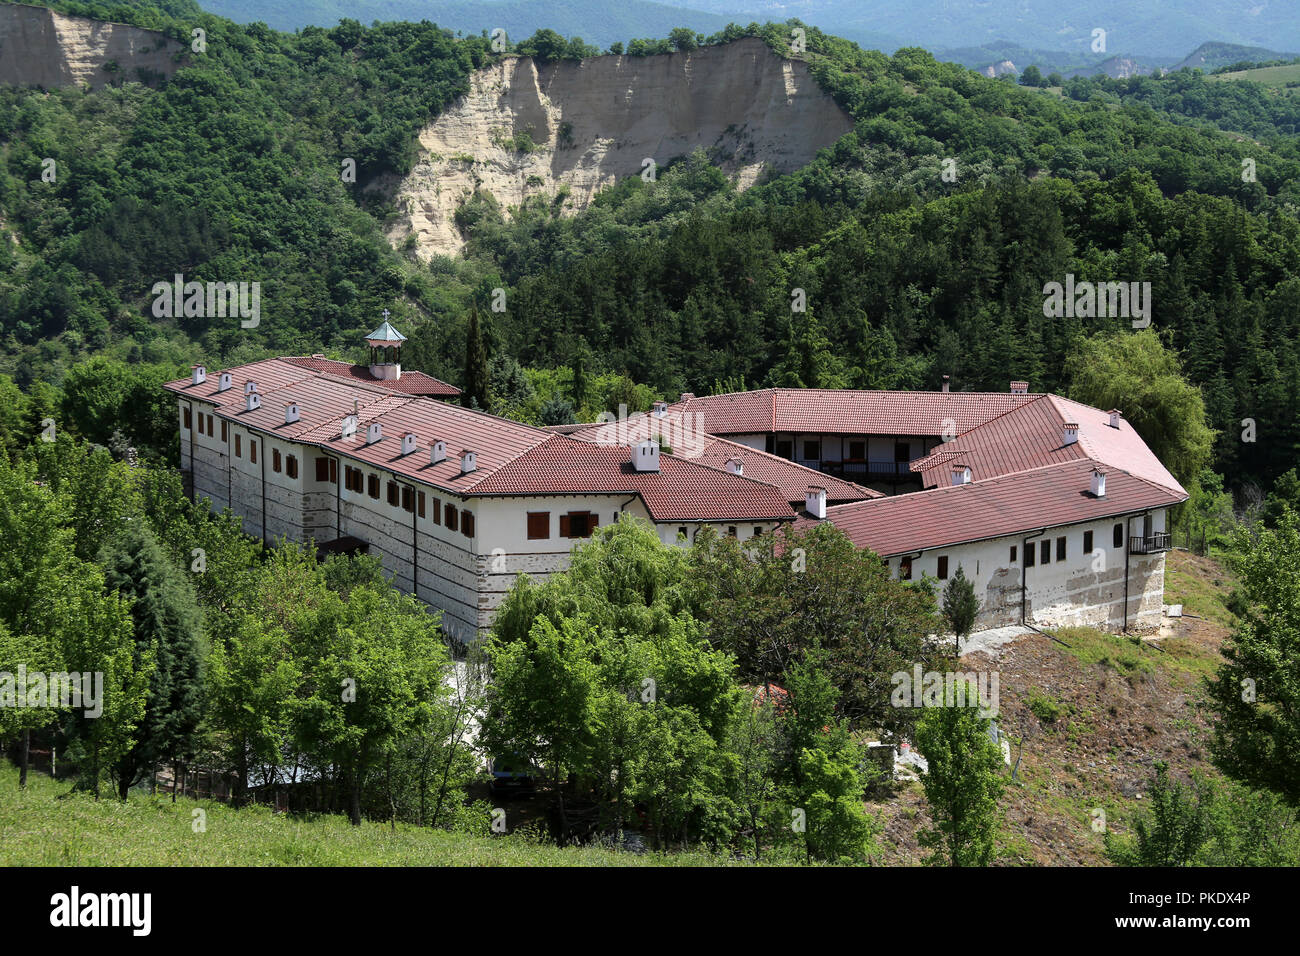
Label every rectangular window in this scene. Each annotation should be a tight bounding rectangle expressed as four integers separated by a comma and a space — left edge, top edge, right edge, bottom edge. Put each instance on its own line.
329, 459, 337, 484
1040, 540, 1051, 565
753, 526, 763, 536
221, 420, 228, 442
417, 491, 426, 518
1009, 545, 1017, 563
894, 442, 911, 462
899, 557, 912, 580
1056, 536, 1066, 561
462, 512, 475, 537
286, 455, 298, 479
445, 505, 459, 532
1113, 523, 1124, 548
560, 512, 596, 538
183, 407, 192, 429
804, 440, 821, 460
677, 526, 688, 540
315, 458, 329, 482
272, 449, 281, 473
432, 498, 441, 524
775, 440, 793, 459
937, 556, 949, 579
207, 414, 214, 436
387, 481, 399, 507
1083, 530, 1093, 554
367, 474, 379, 499
250, 441, 257, 464
401, 486, 414, 512
235, 435, 242, 458
1025, 544, 1035, 567
848, 441, 865, 460
527, 512, 550, 540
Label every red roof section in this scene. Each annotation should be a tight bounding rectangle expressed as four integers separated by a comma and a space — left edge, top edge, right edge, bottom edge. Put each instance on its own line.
672, 387, 1039, 436
800, 460, 1185, 557
280, 356, 461, 397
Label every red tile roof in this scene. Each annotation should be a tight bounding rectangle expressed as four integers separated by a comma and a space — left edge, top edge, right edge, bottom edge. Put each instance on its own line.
799, 460, 1185, 557
280, 356, 460, 397
672, 387, 1038, 436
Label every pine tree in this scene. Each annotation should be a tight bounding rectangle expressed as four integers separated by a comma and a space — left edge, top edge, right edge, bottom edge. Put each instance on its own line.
463, 306, 489, 410
943, 565, 979, 653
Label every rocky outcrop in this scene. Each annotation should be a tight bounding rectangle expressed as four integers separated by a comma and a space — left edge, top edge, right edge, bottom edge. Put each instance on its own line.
384, 37, 855, 259
0, 3, 184, 90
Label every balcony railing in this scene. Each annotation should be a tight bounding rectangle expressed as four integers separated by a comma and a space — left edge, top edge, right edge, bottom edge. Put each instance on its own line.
1129, 532, 1172, 554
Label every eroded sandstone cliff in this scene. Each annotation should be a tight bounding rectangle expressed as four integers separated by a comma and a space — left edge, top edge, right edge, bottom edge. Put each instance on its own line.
384, 37, 855, 258
0, 3, 184, 90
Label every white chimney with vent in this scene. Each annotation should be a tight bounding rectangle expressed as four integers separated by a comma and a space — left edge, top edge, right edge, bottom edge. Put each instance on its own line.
1010, 381, 1029, 395
1091, 468, 1107, 498
244, 381, 258, 396
284, 402, 300, 424
726, 457, 744, 476
941, 374, 950, 393
341, 415, 358, 440
365, 423, 383, 445
951, 464, 972, 486
1108, 409, 1122, 429
806, 486, 827, 519
191, 365, 206, 385
1063, 422, 1079, 446
217, 372, 232, 392
653, 401, 668, 418
246, 392, 261, 411
430, 440, 447, 464
460, 450, 477, 474
401, 432, 418, 456
633, 439, 660, 473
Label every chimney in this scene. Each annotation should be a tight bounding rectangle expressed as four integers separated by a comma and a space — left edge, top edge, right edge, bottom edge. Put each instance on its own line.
653, 401, 668, 418
679, 392, 695, 401
244, 381, 258, 396
430, 440, 447, 465
1108, 409, 1122, 429
805, 486, 827, 519
1063, 422, 1079, 446
1010, 381, 1029, 395
341, 415, 358, 440
284, 402, 300, 425
1091, 468, 1107, 498
951, 464, 971, 486
217, 371, 232, 392
460, 450, 477, 474
245, 392, 261, 412
633, 439, 660, 473
191, 365, 206, 385
725, 457, 744, 476
365, 422, 382, 445
941, 374, 950, 393
401, 432, 418, 455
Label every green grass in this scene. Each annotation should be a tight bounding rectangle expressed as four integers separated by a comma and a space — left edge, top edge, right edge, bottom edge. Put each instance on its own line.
1208, 64, 1300, 88
1049, 626, 1157, 677
0, 763, 733, 867
1164, 552, 1236, 630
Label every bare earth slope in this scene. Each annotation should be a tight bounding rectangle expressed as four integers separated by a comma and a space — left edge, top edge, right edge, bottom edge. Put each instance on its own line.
384, 37, 855, 259
0, 3, 184, 90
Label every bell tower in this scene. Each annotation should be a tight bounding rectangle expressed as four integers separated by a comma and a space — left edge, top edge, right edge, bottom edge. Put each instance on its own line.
365, 310, 407, 381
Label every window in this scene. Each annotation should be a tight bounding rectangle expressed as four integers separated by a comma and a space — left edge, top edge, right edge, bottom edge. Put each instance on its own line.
1040, 540, 1051, 565
286, 455, 298, 479
1025, 543, 1035, 567
848, 441, 865, 460
183, 407, 192, 429
316, 458, 330, 482
401, 486, 414, 513
461, 512, 475, 537
1113, 523, 1124, 548
1009, 545, 1017, 563
1056, 536, 1066, 561
677, 526, 688, 540
804, 440, 821, 460
207, 414, 214, 435
560, 511, 596, 538
329, 459, 337, 484
272, 449, 281, 473
775, 440, 793, 459
387, 481, 399, 507
250, 441, 257, 464
445, 505, 458, 532
343, 466, 359, 492
937, 556, 949, 579
221, 420, 228, 442
753, 526, 763, 536
235, 435, 242, 458
431, 498, 441, 524
728, 526, 738, 537
527, 512, 550, 540
1083, 530, 1093, 554
367, 474, 379, 499
899, 557, 913, 580
417, 492, 426, 518
895, 442, 911, 462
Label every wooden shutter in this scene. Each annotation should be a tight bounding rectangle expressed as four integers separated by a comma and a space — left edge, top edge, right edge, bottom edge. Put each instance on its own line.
316, 458, 329, 482
559, 514, 570, 537
417, 492, 426, 518
527, 512, 549, 539
462, 512, 474, 537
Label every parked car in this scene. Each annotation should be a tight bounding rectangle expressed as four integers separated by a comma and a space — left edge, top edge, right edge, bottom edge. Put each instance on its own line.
488, 752, 536, 798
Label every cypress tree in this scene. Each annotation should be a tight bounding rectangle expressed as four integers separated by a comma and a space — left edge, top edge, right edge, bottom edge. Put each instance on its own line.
463, 306, 489, 410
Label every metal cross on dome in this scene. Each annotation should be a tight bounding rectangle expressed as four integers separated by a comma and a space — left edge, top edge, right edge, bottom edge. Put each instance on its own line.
381, 309, 391, 320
